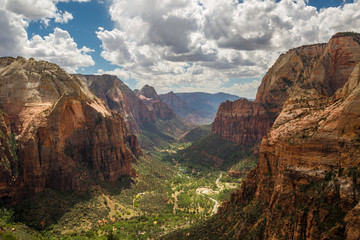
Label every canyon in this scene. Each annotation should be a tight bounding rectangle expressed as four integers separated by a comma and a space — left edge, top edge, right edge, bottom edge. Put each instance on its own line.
0, 32, 359, 240
0, 57, 141, 202
167, 32, 360, 240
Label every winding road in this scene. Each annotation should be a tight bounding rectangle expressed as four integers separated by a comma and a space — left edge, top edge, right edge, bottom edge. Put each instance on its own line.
196, 172, 223, 215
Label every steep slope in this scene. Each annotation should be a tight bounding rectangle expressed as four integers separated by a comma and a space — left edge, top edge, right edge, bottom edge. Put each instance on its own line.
136, 85, 191, 148
213, 33, 360, 146
137, 85, 175, 120
164, 32, 360, 240
212, 43, 326, 145
0, 57, 141, 202
77, 74, 154, 133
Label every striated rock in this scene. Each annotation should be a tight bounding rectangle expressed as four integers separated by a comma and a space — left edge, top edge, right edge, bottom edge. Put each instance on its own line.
212, 99, 273, 146
167, 33, 360, 240
212, 43, 326, 145
0, 57, 141, 201
77, 74, 154, 133
137, 85, 175, 120
213, 34, 360, 146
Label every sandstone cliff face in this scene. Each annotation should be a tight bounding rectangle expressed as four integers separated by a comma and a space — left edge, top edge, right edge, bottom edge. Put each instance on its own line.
173, 33, 360, 240
137, 85, 175, 120
0, 57, 141, 201
212, 43, 326, 145
242, 63, 360, 240
213, 34, 360, 147
212, 99, 273, 146
77, 74, 154, 133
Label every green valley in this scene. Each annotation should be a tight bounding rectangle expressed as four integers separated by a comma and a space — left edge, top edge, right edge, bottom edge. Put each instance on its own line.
0, 130, 256, 240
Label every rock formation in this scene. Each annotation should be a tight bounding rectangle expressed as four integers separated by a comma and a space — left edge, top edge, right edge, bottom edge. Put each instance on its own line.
159, 91, 193, 118
213, 33, 360, 146
0, 57, 141, 201
165, 33, 360, 240
77, 74, 154, 133
137, 85, 175, 120
212, 43, 327, 145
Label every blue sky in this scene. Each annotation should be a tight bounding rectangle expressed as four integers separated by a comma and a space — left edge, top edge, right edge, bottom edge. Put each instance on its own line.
1, 0, 359, 98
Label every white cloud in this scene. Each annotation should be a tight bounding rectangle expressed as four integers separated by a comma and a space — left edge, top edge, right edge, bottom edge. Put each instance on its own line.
220, 80, 261, 99
5, 0, 57, 19
24, 28, 94, 72
0, 0, 94, 72
97, 0, 360, 98
55, 10, 73, 24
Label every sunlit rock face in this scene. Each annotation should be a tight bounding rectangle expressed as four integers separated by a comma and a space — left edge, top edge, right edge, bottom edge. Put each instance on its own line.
213, 33, 360, 147
0, 57, 141, 202
182, 33, 360, 240
77, 74, 155, 134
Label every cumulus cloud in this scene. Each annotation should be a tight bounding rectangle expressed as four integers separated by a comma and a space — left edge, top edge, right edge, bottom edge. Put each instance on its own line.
97, 0, 360, 98
0, 0, 94, 71
54, 10, 73, 24
220, 80, 261, 99
25, 28, 94, 72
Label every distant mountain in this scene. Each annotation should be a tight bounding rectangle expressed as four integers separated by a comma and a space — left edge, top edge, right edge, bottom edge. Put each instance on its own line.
159, 92, 240, 124
76, 76, 190, 149
159, 91, 193, 116
137, 85, 175, 120
136, 85, 191, 148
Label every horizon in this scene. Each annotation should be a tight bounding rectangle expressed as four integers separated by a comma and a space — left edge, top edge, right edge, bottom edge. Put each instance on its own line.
1, 0, 359, 97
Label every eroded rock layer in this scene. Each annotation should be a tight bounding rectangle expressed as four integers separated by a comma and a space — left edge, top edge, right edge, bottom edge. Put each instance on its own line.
137, 85, 175, 120
166, 33, 360, 240
213, 33, 360, 146
0, 57, 141, 201
77, 74, 154, 133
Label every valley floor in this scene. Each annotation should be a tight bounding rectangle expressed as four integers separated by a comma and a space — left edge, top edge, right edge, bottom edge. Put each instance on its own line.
0, 141, 251, 240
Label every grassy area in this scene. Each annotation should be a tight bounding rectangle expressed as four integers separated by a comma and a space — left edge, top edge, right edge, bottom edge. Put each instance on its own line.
1, 126, 258, 239
179, 124, 212, 142
137, 117, 191, 149
163, 134, 256, 171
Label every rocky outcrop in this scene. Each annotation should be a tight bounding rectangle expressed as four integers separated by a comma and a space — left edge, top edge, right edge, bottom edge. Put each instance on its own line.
137, 85, 175, 120
213, 33, 360, 146
165, 33, 360, 240
212, 43, 327, 145
212, 99, 273, 146
0, 57, 141, 201
77, 74, 154, 133
218, 60, 360, 240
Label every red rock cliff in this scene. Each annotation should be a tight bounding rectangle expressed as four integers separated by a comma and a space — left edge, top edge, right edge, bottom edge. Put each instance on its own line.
213, 34, 360, 146
137, 85, 175, 120
0, 57, 141, 201
77, 74, 154, 134
177, 33, 360, 240
212, 43, 327, 145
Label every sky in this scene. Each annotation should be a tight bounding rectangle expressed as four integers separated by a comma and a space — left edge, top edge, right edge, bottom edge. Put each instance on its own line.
0, 0, 359, 98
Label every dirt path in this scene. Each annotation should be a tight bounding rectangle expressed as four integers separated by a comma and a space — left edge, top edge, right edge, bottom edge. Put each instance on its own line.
196, 172, 223, 215
173, 190, 183, 214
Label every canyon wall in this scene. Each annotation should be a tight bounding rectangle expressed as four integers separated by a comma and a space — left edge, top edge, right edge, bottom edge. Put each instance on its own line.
137, 85, 175, 120
167, 33, 360, 240
78, 74, 154, 133
0, 57, 141, 201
